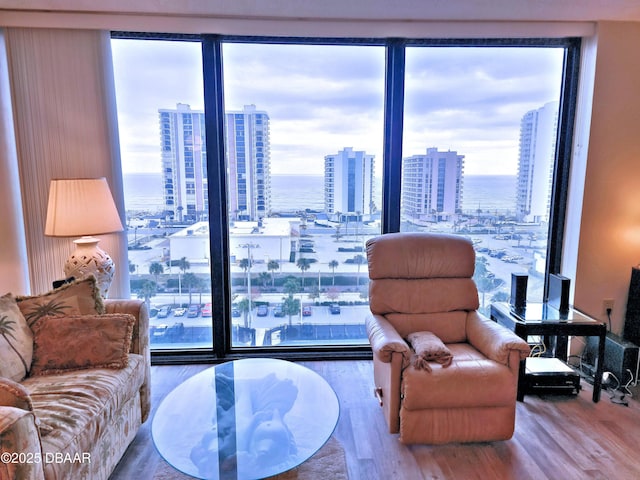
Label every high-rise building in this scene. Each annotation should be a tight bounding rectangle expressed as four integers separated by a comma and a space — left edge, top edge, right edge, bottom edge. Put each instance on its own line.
516, 101, 559, 223
160, 103, 208, 223
225, 105, 271, 221
324, 147, 375, 220
401, 147, 464, 221
160, 104, 271, 222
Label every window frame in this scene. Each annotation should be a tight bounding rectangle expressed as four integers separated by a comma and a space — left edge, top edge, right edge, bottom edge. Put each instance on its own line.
111, 32, 580, 363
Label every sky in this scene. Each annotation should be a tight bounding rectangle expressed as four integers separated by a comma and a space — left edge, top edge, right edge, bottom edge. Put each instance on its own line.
111, 39, 564, 176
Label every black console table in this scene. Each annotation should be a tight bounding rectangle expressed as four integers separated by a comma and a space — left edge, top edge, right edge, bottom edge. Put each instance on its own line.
490, 302, 606, 402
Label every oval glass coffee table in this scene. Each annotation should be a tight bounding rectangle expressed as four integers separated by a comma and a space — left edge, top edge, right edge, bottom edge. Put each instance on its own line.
152, 358, 340, 480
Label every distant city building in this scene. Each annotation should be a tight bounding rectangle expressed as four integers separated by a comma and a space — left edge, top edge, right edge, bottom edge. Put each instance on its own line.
324, 147, 375, 220
401, 147, 464, 221
226, 105, 271, 221
516, 101, 559, 223
160, 104, 271, 223
160, 103, 208, 223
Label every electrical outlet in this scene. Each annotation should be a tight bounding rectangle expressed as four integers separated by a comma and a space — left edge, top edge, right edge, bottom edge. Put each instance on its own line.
603, 299, 615, 315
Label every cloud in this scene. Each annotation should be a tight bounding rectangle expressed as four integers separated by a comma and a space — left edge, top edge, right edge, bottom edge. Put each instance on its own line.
112, 39, 564, 176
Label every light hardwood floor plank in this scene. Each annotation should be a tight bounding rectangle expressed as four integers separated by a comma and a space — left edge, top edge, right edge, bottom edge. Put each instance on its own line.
109, 360, 640, 479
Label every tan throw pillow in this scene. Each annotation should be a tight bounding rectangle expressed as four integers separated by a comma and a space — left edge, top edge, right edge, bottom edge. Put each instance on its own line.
407, 331, 453, 372
30, 314, 135, 376
0, 294, 34, 382
16, 275, 104, 327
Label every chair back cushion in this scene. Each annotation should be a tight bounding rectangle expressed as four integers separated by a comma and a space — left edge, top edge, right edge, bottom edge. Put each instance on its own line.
367, 233, 479, 339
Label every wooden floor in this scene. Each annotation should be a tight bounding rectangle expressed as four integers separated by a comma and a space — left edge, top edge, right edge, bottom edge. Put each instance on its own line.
110, 360, 640, 479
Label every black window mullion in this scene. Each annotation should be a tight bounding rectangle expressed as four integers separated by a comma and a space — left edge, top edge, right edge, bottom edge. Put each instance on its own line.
382, 39, 406, 234
202, 35, 231, 358
545, 38, 581, 299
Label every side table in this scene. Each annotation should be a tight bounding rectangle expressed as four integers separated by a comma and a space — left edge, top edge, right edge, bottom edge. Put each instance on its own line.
490, 302, 606, 402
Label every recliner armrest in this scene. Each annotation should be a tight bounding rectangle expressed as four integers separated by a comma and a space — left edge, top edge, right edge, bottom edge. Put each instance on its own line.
366, 313, 411, 367
466, 311, 530, 367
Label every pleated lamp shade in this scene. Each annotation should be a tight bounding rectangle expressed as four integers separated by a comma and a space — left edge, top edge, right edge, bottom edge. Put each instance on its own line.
45, 178, 124, 297
45, 177, 123, 237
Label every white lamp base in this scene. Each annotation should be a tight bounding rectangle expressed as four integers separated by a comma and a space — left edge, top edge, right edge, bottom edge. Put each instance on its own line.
64, 236, 115, 298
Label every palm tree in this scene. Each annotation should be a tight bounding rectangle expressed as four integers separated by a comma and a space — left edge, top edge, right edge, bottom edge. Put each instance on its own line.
282, 295, 301, 326
352, 254, 366, 287
149, 261, 164, 285
328, 260, 339, 286
296, 257, 313, 290
236, 297, 251, 328
136, 280, 157, 312
239, 258, 251, 287
258, 272, 271, 289
177, 257, 190, 299
0, 315, 28, 374
182, 272, 200, 305
267, 260, 280, 287
283, 277, 301, 296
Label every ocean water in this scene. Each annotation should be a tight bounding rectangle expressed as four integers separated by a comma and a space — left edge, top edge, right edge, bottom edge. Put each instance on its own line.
123, 173, 164, 212
122, 173, 517, 214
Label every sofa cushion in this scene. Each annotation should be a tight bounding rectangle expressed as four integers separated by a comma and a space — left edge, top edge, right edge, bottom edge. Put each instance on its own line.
30, 314, 135, 376
0, 378, 33, 411
401, 343, 516, 410
0, 294, 34, 381
16, 276, 104, 327
22, 353, 145, 445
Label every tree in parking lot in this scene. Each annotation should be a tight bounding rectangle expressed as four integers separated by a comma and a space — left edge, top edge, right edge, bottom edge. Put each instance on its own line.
282, 294, 301, 326
267, 260, 280, 287
239, 258, 251, 287
296, 257, 313, 290
149, 261, 164, 285
177, 257, 190, 299
137, 280, 157, 311
236, 297, 251, 328
352, 254, 366, 287
258, 271, 271, 289
283, 277, 301, 296
328, 260, 339, 286
182, 273, 201, 305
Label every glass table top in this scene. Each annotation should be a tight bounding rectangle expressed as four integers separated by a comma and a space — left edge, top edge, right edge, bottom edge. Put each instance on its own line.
152, 358, 340, 480
494, 302, 599, 324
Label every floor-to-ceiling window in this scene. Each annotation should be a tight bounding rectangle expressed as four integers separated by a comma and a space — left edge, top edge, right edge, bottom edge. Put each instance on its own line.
111, 34, 579, 358
111, 37, 214, 351
400, 44, 568, 316
219, 41, 385, 348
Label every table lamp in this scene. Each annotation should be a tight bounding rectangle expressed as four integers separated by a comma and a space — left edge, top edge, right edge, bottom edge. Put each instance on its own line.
45, 178, 124, 298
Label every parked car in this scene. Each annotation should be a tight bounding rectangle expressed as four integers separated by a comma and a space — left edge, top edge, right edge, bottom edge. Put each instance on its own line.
273, 304, 285, 317
257, 305, 269, 317
201, 303, 212, 317
151, 322, 185, 343
157, 306, 171, 318
187, 304, 200, 318
173, 307, 186, 317
231, 305, 241, 317
302, 306, 312, 316
330, 304, 341, 314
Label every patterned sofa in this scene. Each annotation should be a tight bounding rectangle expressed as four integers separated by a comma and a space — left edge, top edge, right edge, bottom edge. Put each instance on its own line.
0, 278, 150, 480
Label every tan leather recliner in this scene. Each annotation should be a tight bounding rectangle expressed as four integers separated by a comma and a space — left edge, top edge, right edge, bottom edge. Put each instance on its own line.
365, 232, 530, 444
